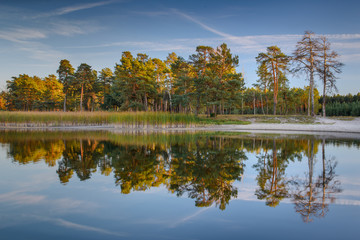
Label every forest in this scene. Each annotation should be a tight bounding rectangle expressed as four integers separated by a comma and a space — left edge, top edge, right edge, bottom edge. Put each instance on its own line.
0, 31, 359, 117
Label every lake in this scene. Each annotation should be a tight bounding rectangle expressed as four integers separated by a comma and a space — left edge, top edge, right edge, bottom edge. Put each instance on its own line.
0, 130, 359, 240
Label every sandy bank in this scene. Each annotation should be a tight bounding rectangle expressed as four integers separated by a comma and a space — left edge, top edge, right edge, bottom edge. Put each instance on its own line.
1, 117, 360, 138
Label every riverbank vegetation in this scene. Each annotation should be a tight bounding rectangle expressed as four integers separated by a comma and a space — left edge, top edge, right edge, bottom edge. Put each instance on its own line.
0, 111, 251, 127
0, 31, 356, 117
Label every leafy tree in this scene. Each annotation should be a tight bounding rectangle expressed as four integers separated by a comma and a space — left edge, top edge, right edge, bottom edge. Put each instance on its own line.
165, 52, 179, 111
6, 74, 45, 111
152, 58, 170, 111
57, 59, 74, 112
43, 74, 64, 110
171, 56, 193, 113
256, 46, 289, 115
113, 52, 157, 111
98, 68, 114, 110
210, 43, 243, 115
75, 63, 95, 111
256, 62, 272, 114
189, 46, 214, 115
0, 91, 6, 110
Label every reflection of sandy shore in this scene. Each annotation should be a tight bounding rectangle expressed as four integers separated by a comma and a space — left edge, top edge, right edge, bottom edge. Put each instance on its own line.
1, 117, 360, 139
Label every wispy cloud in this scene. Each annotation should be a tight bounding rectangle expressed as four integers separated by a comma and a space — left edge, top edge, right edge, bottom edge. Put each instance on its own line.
0, 191, 46, 205
171, 8, 235, 39
325, 34, 360, 40
59, 32, 360, 60
169, 207, 213, 228
62, 40, 194, 53
29, 216, 128, 237
32, 0, 118, 19
0, 190, 98, 213
50, 20, 102, 36
16, 41, 66, 62
54, 218, 127, 236
0, 28, 47, 43
131, 10, 170, 17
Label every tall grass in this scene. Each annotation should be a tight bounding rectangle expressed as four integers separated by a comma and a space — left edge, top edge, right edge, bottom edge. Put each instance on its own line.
0, 111, 202, 128
0, 111, 251, 128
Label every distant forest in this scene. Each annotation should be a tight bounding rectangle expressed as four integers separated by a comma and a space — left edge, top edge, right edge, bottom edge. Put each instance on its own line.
0, 31, 359, 116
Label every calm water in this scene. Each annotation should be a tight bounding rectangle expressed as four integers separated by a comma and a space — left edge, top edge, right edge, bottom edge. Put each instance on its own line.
0, 130, 359, 240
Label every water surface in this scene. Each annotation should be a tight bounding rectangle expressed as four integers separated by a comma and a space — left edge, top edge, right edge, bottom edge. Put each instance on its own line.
0, 131, 359, 239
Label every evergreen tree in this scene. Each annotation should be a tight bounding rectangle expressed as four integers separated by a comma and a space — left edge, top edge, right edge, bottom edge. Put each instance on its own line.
57, 59, 74, 112
292, 31, 320, 116
256, 46, 289, 115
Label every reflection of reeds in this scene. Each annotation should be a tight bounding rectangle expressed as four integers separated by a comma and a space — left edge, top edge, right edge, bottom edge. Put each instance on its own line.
0, 130, 203, 147
0, 111, 199, 128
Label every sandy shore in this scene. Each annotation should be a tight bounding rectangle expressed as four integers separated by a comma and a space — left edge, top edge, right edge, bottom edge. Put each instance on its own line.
200, 117, 360, 133
1, 117, 360, 138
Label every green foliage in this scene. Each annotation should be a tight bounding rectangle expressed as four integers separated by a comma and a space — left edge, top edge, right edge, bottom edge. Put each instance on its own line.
0, 91, 7, 110
325, 101, 360, 116
4, 41, 348, 117
256, 46, 289, 115
6, 74, 63, 111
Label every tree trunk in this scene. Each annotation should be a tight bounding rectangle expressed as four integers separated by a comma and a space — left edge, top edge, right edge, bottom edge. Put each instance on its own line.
310, 70, 315, 116
80, 84, 83, 112
241, 97, 244, 115
195, 95, 200, 116
308, 87, 311, 116
63, 91, 67, 112
322, 138, 326, 211
144, 93, 148, 111
168, 92, 172, 113
323, 79, 326, 117
266, 94, 269, 115
273, 96, 277, 115
253, 92, 256, 115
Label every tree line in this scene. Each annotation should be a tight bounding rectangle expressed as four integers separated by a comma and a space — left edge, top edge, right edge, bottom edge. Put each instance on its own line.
1, 31, 352, 116
320, 93, 360, 116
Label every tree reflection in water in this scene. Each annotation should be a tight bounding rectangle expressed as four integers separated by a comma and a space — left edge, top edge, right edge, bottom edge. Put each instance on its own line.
289, 138, 342, 222
0, 131, 346, 216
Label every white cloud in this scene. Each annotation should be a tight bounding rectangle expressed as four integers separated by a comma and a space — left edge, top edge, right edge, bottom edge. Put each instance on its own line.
16, 41, 66, 62
32, 0, 118, 19
339, 53, 360, 62
131, 11, 170, 17
53, 218, 127, 236
0, 189, 98, 213
0, 191, 46, 205
26, 215, 128, 237
167, 207, 213, 228
325, 34, 360, 40
171, 8, 235, 39
0, 28, 47, 43
50, 20, 102, 37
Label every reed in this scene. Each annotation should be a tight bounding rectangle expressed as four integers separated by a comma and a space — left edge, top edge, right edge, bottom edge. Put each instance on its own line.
0, 111, 199, 127
0, 111, 250, 128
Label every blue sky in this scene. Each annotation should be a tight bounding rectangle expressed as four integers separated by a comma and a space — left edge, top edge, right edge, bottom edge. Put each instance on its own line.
0, 0, 359, 94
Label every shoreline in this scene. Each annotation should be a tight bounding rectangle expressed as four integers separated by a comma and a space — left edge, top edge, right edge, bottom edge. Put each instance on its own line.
1, 117, 360, 139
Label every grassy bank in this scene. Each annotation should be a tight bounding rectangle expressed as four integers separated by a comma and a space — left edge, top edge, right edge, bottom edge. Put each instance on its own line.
0, 111, 250, 127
